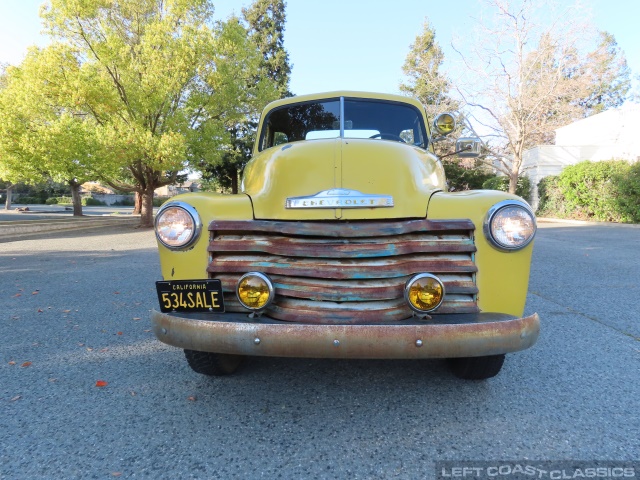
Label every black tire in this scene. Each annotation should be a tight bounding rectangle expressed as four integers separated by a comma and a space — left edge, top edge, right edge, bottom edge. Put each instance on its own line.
183, 349, 246, 376
447, 354, 505, 380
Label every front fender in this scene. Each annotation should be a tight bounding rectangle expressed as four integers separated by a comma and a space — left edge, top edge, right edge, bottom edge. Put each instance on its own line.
156, 193, 254, 280
427, 190, 535, 317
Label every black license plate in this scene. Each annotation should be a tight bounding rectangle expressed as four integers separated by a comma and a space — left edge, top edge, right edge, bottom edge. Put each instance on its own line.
156, 280, 225, 313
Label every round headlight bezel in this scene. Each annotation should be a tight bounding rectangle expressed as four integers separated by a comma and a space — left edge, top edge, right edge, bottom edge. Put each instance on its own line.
236, 272, 275, 312
154, 201, 202, 250
483, 200, 537, 252
404, 273, 445, 313
432, 113, 456, 136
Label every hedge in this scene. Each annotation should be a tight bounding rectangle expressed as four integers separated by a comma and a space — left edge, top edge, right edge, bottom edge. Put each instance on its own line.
46, 196, 105, 206
443, 160, 495, 192
537, 160, 640, 223
15, 196, 46, 205
84, 197, 106, 206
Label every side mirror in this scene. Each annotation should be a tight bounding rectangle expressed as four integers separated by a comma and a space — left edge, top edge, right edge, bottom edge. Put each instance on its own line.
455, 137, 482, 158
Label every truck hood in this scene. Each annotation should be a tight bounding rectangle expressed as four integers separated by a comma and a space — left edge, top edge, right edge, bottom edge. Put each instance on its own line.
242, 138, 446, 220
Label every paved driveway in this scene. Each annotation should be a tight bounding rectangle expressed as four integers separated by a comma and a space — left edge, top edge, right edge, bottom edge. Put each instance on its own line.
1, 221, 638, 479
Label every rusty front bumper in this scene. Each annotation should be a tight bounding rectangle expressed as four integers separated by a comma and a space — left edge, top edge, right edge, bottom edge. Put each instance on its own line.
151, 310, 539, 359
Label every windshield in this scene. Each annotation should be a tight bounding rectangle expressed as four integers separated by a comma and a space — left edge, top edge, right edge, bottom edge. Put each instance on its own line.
258, 97, 427, 151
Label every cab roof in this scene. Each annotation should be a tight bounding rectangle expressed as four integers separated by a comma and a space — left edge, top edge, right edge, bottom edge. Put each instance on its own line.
260, 91, 426, 115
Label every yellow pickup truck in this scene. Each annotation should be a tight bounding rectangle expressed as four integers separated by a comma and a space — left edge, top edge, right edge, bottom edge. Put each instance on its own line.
151, 91, 539, 380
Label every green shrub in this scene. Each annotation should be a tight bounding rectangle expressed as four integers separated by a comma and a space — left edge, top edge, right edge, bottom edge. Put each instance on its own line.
54, 196, 73, 205
45, 196, 104, 207
443, 160, 495, 192
536, 175, 567, 218
557, 160, 629, 221
611, 161, 640, 222
536, 160, 640, 223
482, 175, 532, 202
17, 196, 46, 205
83, 197, 105, 206
153, 196, 171, 207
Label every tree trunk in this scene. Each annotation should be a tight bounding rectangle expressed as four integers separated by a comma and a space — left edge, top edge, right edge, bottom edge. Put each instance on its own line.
133, 191, 142, 214
508, 173, 518, 195
4, 184, 13, 210
139, 186, 155, 228
70, 180, 83, 216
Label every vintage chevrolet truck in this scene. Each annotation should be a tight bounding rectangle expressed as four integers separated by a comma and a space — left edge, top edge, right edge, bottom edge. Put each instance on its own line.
151, 91, 539, 380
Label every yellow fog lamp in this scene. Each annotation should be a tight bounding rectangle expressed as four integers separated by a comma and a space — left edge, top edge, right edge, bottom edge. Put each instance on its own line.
404, 273, 445, 313
433, 113, 456, 136
236, 272, 274, 311
154, 202, 202, 250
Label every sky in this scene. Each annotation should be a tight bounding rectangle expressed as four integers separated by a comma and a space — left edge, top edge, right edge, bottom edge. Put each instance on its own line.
1, 0, 639, 99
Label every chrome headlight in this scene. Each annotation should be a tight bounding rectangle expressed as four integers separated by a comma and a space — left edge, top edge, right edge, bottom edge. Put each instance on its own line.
484, 200, 536, 251
154, 202, 202, 250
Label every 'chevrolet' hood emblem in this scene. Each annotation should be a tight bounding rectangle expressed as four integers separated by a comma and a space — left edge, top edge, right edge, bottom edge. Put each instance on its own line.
286, 189, 394, 209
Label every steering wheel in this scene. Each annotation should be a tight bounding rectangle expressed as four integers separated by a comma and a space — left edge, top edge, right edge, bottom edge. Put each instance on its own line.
369, 133, 406, 143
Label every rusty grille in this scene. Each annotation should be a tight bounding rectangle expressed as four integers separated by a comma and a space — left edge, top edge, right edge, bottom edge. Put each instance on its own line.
208, 219, 478, 324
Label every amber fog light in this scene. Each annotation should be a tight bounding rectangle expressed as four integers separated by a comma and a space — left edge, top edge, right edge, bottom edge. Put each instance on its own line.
433, 113, 456, 136
405, 273, 445, 313
155, 202, 202, 250
236, 272, 274, 311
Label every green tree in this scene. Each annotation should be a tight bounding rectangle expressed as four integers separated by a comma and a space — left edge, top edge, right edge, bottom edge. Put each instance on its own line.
0, 154, 39, 211
0, 64, 18, 210
400, 19, 458, 121
243, 0, 291, 97
400, 18, 467, 163
201, 122, 255, 193
0, 47, 106, 215
40, 0, 277, 227
577, 31, 631, 116
203, 0, 291, 194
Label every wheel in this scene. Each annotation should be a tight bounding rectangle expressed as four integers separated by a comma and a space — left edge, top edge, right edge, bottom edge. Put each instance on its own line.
447, 354, 505, 380
183, 349, 246, 376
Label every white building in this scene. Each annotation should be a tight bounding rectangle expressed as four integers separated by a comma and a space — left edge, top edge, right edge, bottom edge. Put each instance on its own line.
524, 103, 640, 209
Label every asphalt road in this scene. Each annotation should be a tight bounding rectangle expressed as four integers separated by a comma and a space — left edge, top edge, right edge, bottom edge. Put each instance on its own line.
1, 221, 638, 479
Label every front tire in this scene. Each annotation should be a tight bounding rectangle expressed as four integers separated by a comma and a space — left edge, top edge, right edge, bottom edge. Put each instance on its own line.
184, 349, 246, 376
448, 354, 505, 380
